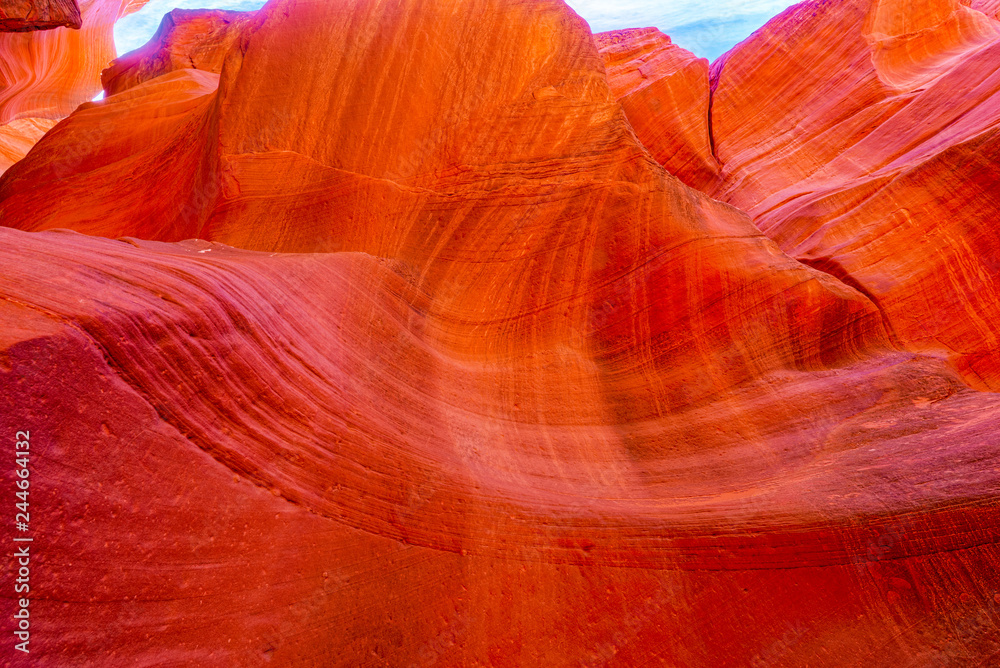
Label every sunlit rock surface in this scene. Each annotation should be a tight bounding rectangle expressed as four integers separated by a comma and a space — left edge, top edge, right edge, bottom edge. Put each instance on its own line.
0, 116, 56, 172
0, 0, 147, 123
101, 7, 253, 96
595, 27, 719, 191
0, 0, 147, 170
1, 0, 999, 665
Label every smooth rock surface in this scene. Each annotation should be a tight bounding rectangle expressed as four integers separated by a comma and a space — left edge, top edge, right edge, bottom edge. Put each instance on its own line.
0, 116, 56, 172
1, 0, 999, 665
0, 0, 146, 124
2, 222, 999, 666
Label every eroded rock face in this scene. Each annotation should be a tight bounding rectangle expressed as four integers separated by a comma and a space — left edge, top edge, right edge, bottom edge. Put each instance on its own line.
0, 0, 142, 175
101, 8, 254, 96
864, 0, 999, 91
1, 0, 1000, 665
0, 0, 146, 124
0, 0, 890, 412
710, 0, 1000, 390
4, 223, 1000, 666
0, 116, 56, 172
595, 27, 719, 191
0, 0, 81, 32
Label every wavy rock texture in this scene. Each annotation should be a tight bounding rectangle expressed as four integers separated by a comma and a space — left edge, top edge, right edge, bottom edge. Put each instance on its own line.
0, 0, 81, 32
2, 222, 1000, 666
101, 8, 253, 96
1, 0, 1000, 665
0, 0, 146, 124
595, 27, 719, 191
0, 116, 56, 172
971, 0, 1000, 17
709, 0, 1000, 391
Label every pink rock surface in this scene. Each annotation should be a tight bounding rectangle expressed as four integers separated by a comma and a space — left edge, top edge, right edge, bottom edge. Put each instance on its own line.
0, 0, 999, 665
3, 223, 1000, 666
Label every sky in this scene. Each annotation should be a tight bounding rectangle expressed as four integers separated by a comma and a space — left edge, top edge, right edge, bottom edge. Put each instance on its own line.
114, 0, 801, 62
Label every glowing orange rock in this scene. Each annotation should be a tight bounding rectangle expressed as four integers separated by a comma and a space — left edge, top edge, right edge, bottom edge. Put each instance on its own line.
0, 116, 56, 172
0, 0, 81, 31
0, 0, 999, 665
101, 8, 253, 96
595, 27, 719, 191
0, 0, 147, 124
710, 0, 1000, 390
865, 0, 999, 91
0, 0, 888, 403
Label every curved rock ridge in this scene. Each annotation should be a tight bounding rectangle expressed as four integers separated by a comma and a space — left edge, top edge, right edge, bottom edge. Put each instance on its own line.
595, 27, 719, 191
709, 0, 1000, 390
0, 0, 892, 413
969, 0, 1000, 17
1, 0, 1000, 665
864, 0, 1000, 91
0, 0, 81, 31
3, 223, 1000, 666
101, 8, 254, 96
0, 0, 147, 124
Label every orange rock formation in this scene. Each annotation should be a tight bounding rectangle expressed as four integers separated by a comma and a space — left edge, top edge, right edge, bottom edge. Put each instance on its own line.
101, 8, 253, 96
1, 0, 999, 665
0, 0, 147, 170
709, 0, 1000, 390
596, 27, 719, 191
0, 116, 56, 172
0, 0, 81, 32
0, 0, 147, 123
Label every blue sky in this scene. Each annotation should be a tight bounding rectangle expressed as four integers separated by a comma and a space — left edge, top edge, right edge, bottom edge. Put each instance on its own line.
115, 0, 801, 62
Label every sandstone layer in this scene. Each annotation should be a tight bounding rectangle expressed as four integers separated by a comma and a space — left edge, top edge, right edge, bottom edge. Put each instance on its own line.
0, 0, 146, 124
101, 8, 254, 96
708, 0, 1000, 391
0, 116, 56, 172
0, 0, 81, 32
595, 27, 719, 191
1, 0, 999, 665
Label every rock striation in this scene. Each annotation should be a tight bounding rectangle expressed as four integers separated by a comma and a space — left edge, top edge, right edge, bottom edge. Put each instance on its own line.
0, 0, 142, 170
0, 0, 146, 123
595, 27, 719, 191
0, 116, 56, 172
1, 0, 999, 665
709, 0, 1000, 391
0, 0, 81, 32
